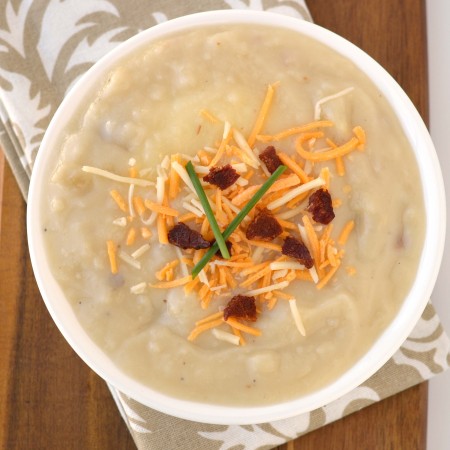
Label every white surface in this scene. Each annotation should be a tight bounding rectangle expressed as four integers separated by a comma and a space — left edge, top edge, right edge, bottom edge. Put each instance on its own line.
426, 0, 450, 449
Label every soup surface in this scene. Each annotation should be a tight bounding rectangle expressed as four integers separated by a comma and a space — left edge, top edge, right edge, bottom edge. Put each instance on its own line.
42, 25, 425, 406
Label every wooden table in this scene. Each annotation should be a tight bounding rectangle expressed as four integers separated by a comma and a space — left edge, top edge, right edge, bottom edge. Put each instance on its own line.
0, 0, 429, 448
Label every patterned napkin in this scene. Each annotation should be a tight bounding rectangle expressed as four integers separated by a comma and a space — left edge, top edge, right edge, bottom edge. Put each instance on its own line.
0, 1, 448, 449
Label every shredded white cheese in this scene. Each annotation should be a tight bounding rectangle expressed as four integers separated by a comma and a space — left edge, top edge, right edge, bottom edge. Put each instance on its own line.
202, 146, 218, 154
275, 205, 305, 221
140, 210, 157, 226
251, 246, 266, 263
130, 282, 147, 294
272, 269, 288, 281
223, 120, 231, 139
194, 165, 210, 174
161, 155, 170, 170
118, 250, 141, 269
236, 178, 249, 186
128, 183, 135, 217
231, 162, 247, 173
212, 328, 240, 346
139, 167, 153, 178
171, 161, 197, 194
210, 284, 226, 292
221, 196, 242, 215
112, 217, 127, 227
82, 166, 152, 187
232, 129, 260, 168
309, 266, 319, 284
245, 281, 290, 296
314, 87, 354, 120
131, 243, 151, 259
270, 261, 306, 271
174, 247, 189, 277
182, 201, 204, 217
156, 175, 165, 204
267, 177, 325, 210
289, 299, 306, 336
198, 269, 209, 286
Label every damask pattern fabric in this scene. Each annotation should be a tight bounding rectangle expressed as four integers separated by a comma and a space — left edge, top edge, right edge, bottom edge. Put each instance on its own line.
0, 1, 448, 449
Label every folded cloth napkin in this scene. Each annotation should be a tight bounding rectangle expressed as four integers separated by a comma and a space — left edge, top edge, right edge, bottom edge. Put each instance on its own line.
0, 1, 448, 449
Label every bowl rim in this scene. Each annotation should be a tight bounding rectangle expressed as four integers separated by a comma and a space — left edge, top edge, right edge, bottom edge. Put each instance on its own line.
27, 9, 446, 425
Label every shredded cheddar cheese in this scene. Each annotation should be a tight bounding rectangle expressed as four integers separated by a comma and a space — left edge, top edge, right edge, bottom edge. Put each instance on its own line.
94, 82, 364, 346
106, 240, 118, 274
247, 83, 276, 148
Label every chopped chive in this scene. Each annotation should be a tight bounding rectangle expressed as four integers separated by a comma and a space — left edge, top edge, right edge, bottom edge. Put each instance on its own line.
192, 165, 287, 278
185, 161, 231, 259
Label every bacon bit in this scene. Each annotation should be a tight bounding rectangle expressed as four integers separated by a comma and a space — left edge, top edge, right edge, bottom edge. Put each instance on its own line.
168, 223, 211, 250
204, 164, 240, 190
259, 146, 283, 174
245, 209, 282, 241
307, 188, 335, 224
106, 240, 118, 274
223, 295, 257, 322
282, 236, 314, 269
110, 190, 128, 212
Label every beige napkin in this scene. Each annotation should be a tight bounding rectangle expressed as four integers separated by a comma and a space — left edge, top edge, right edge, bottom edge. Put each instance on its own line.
0, 1, 448, 449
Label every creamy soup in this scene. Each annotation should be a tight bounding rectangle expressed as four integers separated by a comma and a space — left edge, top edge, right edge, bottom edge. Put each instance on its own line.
42, 25, 425, 406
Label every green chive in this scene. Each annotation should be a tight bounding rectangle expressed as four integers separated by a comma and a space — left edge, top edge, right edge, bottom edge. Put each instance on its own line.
192, 164, 287, 278
185, 161, 231, 260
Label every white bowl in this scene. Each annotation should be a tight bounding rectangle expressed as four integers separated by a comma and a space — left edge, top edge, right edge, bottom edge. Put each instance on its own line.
27, 10, 446, 425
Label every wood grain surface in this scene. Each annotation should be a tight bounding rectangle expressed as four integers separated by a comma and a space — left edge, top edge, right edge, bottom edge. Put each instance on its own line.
0, 0, 429, 449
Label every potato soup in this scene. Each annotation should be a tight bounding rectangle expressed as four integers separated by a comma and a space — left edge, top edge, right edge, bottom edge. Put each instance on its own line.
42, 25, 425, 406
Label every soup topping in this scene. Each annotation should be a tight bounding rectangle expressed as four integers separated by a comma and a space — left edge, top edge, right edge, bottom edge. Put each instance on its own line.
82, 83, 366, 346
